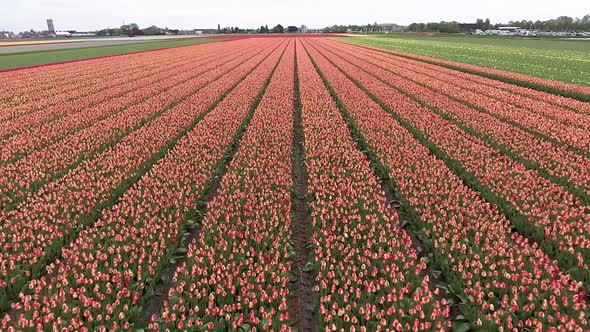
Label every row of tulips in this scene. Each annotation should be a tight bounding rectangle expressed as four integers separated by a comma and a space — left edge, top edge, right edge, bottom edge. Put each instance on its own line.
296, 40, 451, 331
0, 41, 257, 164
0, 39, 288, 332
151, 41, 293, 332
0, 58, 146, 111
0, 50, 157, 100
0, 41, 267, 212
0, 41, 238, 139
313, 40, 590, 203
0, 49, 190, 124
310, 39, 590, 279
0, 42, 253, 163
0, 41, 226, 113
342, 41, 590, 103
0, 39, 283, 312
335, 43, 590, 155
302, 39, 589, 330
421, 60, 590, 116
336, 41, 590, 131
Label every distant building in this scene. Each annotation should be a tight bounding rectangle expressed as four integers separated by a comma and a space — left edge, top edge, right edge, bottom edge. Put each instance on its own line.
54, 31, 72, 37
498, 26, 520, 32
53, 30, 97, 38
287, 26, 299, 33
299, 25, 308, 33
47, 19, 55, 33
69, 31, 97, 37
458, 23, 478, 33
192, 29, 217, 34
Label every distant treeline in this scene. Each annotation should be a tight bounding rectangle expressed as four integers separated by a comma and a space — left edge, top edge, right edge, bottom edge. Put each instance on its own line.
323, 24, 405, 33
409, 15, 590, 32
98, 24, 292, 35
96, 24, 180, 36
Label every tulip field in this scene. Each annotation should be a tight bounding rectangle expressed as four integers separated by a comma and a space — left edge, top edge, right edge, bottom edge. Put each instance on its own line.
0, 36, 589, 331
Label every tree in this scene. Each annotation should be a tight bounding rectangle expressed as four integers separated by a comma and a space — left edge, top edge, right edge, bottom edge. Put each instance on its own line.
272, 24, 284, 33
438, 21, 459, 33
555, 16, 574, 30
120, 24, 131, 35
426, 22, 439, 31
217, 24, 221, 33
143, 25, 162, 35
483, 18, 491, 30
119, 23, 141, 36
476, 18, 484, 29
130, 26, 144, 36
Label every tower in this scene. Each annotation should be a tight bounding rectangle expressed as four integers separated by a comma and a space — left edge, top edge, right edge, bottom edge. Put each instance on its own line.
47, 19, 55, 33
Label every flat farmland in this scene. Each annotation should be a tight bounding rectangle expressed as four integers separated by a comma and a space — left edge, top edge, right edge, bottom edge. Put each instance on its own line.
0, 36, 589, 331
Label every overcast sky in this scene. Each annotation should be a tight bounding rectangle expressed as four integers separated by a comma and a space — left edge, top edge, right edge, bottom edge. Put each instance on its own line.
1, 0, 588, 32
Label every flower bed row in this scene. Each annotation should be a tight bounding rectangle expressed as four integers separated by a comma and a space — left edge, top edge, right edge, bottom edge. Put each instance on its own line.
330, 41, 590, 155
0, 50, 182, 123
0, 58, 145, 111
0, 39, 282, 312
302, 39, 588, 330
0, 42, 267, 212
315, 40, 590, 203
0, 42, 253, 163
335, 41, 590, 132
297, 40, 451, 331
0, 39, 288, 332
0, 42, 238, 139
151, 40, 293, 332
311, 39, 590, 279
0, 41, 227, 113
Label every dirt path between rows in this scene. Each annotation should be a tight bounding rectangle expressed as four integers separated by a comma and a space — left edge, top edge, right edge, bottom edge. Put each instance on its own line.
287, 43, 316, 332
